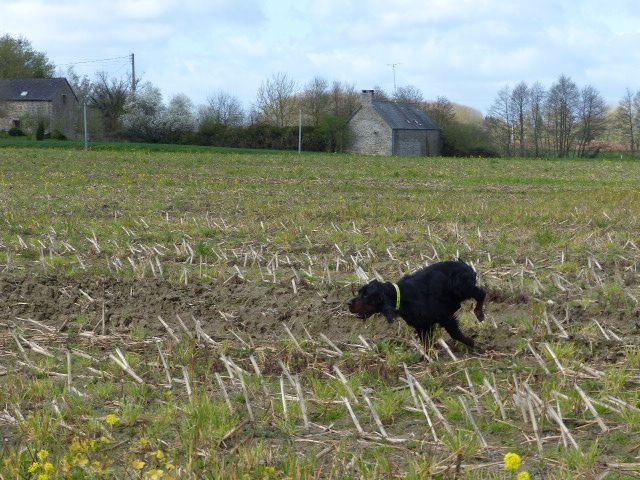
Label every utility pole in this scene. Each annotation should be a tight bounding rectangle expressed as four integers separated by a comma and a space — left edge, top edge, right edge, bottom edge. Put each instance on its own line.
298, 109, 303, 154
131, 53, 136, 92
83, 101, 88, 150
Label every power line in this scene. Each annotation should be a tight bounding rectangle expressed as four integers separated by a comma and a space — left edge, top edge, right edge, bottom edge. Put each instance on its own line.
58, 55, 130, 67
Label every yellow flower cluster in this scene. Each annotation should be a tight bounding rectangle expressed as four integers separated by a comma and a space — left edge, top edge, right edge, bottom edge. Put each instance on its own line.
504, 452, 522, 471
63, 437, 111, 475
105, 413, 120, 427
504, 452, 531, 480
28, 450, 55, 480
131, 444, 176, 479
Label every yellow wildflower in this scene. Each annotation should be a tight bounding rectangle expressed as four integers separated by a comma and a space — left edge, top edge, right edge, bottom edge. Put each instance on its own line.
43, 463, 55, 473
37, 450, 49, 461
105, 414, 119, 426
28, 462, 41, 474
37, 475, 49, 480
145, 469, 164, 479
263, 466, 278, 478
132, 459, 146, 470
504, 452, 522, 471
518, 472, 532, 480
154, 449, 166, 461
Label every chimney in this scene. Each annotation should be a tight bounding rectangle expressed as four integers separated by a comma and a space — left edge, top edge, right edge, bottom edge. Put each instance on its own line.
361, 89, 374, 105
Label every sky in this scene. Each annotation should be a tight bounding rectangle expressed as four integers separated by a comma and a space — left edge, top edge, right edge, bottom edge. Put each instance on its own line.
2, 0, 639, 115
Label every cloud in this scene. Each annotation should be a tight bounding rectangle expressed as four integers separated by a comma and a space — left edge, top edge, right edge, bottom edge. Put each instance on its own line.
2, 0, 639, 112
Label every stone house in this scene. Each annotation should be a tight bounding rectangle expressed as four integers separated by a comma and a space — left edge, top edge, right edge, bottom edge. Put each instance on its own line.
0, 77, 79, 138
348, 90, 441, 156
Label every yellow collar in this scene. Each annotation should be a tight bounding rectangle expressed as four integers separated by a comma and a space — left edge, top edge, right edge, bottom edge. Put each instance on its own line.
392, 283, 401, 310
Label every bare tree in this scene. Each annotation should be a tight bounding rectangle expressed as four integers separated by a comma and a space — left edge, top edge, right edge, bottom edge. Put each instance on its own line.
510, 82, 529, 156
544, 75, 579, 157
254, 72, 297, 127
528, 82, 546, 157
66, 67, 93, 103
424, 96, 455, 127
487, 86, 513, 156
90, 72, 130, 136
393, 85, 423, 104
198, 91, 245, 126
614, 88, 638, 155
574, 85, 608, 157
300, 76, 329, 127
328, 81, 359, 118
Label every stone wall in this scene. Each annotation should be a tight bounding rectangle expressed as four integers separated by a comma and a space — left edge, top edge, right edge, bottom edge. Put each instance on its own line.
0, 101, 51, 132
348, 105, 393, 155
393, 130, 428, 156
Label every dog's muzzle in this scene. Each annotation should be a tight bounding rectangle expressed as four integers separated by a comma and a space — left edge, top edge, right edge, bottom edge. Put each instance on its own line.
347, 297, 375, 319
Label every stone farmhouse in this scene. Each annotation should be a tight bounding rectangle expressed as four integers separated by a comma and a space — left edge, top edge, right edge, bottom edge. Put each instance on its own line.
348, 90, 441, 156
0, 77, 79, 138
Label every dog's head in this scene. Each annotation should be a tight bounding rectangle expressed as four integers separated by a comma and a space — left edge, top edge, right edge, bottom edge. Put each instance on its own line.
347, 280, 396, 323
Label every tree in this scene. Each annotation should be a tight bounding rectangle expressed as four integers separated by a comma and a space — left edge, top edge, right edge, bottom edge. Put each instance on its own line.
510, 82, 529, 156
160, 94, 196, 143
528, 82, 546, 157
198, 91, 245, 127
613, 88, 638, 155
121, 81, 164, 142
90, 72, 130, 136
487, 86, 513, 156
544, 75, 579, 157
254, 72, 297, 127
424, 96, 455, 128
0, 34, 55, 78
393, 85, 423, 104
574, 85, 607, 157
65, 67, 93, 103
300, 76, 329, 127
328, 81, 359, 118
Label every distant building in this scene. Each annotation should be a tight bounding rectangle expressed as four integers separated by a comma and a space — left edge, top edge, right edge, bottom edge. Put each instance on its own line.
348, 90, 441, 156
0, 77, 79, 138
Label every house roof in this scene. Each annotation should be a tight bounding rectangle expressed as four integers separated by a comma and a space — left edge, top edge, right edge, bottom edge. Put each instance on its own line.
0, 77, 77, 102
372, 99, 440, 130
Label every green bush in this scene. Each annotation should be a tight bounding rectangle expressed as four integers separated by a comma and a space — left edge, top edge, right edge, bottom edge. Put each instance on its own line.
51, 129, 67, 141
36, 121, 45, 141
442, 120, 498, 157
8, 127, 25, 137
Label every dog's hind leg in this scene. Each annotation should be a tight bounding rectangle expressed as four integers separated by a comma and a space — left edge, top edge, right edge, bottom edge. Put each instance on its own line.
441, 319, 475, 348
471, 287, 486, 322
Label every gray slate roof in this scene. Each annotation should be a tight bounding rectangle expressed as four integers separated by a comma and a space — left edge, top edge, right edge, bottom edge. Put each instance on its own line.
0, 78, 76, 101
372, 100, 440, 130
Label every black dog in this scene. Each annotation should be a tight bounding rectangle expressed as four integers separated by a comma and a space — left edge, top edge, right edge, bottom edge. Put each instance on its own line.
347, 260, 485, 347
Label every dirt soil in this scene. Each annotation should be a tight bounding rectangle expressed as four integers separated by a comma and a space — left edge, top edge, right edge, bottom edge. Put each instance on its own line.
0, 273, 394, 341
1, 273, 637, 354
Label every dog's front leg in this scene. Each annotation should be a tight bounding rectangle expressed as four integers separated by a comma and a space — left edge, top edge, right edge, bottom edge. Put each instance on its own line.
382, 304, 396, 324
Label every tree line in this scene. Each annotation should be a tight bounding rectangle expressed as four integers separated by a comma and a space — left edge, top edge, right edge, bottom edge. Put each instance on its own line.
2, 34, 640, 157
486, 75, 640, 158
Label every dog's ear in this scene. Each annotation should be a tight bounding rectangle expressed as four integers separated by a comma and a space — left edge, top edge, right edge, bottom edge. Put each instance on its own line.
381, 285, 396, 323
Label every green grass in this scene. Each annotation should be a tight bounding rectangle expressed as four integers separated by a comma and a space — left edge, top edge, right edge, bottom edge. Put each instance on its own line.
1, 146, 639, 478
